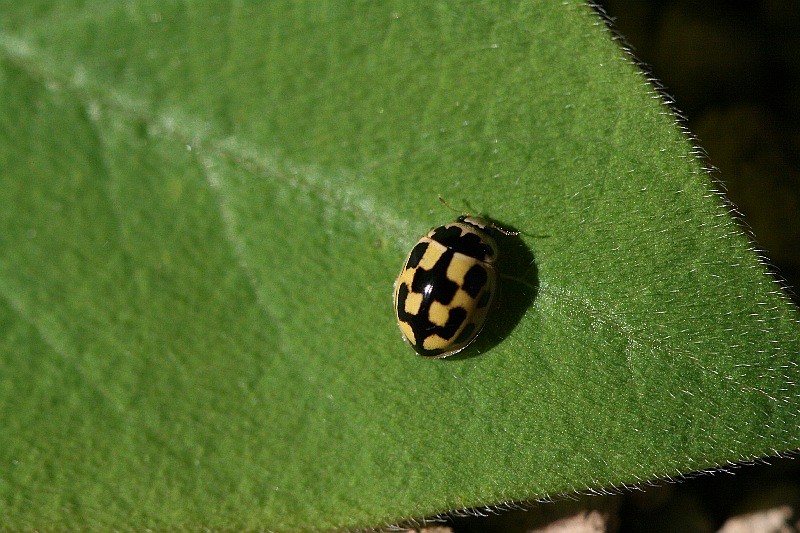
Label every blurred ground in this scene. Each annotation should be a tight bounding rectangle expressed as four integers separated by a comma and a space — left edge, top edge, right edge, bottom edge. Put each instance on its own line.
430, 2, 800, 531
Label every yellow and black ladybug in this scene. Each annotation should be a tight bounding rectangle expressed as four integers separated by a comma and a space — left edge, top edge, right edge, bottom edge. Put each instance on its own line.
394, 213, 511, 358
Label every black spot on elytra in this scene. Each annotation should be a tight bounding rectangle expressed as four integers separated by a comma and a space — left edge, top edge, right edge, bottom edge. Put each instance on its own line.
429, 224, 494, 261
396, 249, 467, 357
412, 252, 458, 305
462, 264, 488, 298
406, 242, 428, 269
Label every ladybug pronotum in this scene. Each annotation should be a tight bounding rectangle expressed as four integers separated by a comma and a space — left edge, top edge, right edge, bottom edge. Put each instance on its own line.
394, 215, 502, 358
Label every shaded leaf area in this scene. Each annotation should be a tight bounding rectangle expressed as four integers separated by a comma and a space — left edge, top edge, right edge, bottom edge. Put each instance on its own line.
0, 1, 798, 531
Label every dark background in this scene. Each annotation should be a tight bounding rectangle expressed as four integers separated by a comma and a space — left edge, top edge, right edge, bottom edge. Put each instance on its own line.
601, 0, 800, 302
444, 1, 800, 530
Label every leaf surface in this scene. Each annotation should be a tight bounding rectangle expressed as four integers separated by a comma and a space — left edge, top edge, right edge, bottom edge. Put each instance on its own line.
1, 2, 798, 531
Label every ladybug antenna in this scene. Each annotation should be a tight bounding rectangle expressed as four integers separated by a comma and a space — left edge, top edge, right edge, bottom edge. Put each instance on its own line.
490, 223, 520, 236
438, 195, 470, 217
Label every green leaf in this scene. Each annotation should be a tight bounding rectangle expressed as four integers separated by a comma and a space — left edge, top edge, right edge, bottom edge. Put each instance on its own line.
1, 1, 799, 531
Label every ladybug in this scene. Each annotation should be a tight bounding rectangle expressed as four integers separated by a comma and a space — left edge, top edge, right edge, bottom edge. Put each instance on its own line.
394, 205, 515, 358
